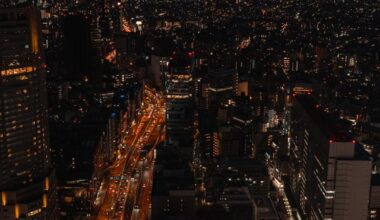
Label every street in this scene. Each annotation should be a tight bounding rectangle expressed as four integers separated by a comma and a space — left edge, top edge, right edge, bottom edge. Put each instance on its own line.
94, 85, 165, 220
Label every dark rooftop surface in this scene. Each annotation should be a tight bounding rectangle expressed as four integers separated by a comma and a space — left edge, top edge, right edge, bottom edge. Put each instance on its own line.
152, 146, 194, 196
372, 174, 380, 186
295, 95, 353, 142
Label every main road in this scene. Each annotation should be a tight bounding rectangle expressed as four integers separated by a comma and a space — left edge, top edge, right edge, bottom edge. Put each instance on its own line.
94, 85, 165, 220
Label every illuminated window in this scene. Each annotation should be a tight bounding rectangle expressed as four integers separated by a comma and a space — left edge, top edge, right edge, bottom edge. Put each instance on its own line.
27, 208, 41, 217
15, 205, 20, 218
42, 194, 47, 208
17, 75, 28, 80
0, 66, 35, 76
1, 192, 7, 206
44, 177, 49, 191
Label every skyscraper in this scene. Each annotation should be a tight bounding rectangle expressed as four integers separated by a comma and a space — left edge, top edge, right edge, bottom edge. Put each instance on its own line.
288, 95, 371, 220
0, 7, 57, 219
165, 55, 193, 159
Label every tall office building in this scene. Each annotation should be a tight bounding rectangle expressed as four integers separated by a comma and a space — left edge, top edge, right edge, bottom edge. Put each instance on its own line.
204, 68, 235, 113
0, 7, 57, 219
165, 55, 193, 159
288, 95, 371, 220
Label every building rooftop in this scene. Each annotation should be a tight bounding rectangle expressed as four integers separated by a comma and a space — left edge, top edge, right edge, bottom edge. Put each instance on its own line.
372, 174, 380, 186
295, 95, 353, 142
152, 146, 195, 196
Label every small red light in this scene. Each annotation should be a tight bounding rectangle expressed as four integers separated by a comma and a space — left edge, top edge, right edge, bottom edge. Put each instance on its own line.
329, 140, 333, 143
352, 140, 356, 144
307, 92, 311, 95
316, 104, 320, 108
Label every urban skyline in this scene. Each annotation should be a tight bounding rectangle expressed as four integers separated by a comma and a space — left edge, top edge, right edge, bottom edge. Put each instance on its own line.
0, 0, 379, 220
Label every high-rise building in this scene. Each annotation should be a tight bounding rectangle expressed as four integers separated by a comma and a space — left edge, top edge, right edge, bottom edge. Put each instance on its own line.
0, 7, 57, 219
288, 95, 371, 220
216, 187, 255, 220
369, 174, 380, 219
165, 56, 193, 158
204, 68, 235, 113
198, 111, 218, 163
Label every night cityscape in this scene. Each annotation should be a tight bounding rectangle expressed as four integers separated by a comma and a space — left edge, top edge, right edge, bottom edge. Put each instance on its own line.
0, 0, 379, 220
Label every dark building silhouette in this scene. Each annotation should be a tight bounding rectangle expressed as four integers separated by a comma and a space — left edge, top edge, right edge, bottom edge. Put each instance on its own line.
288, 95, 371, 219
0, 7, 58, 219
